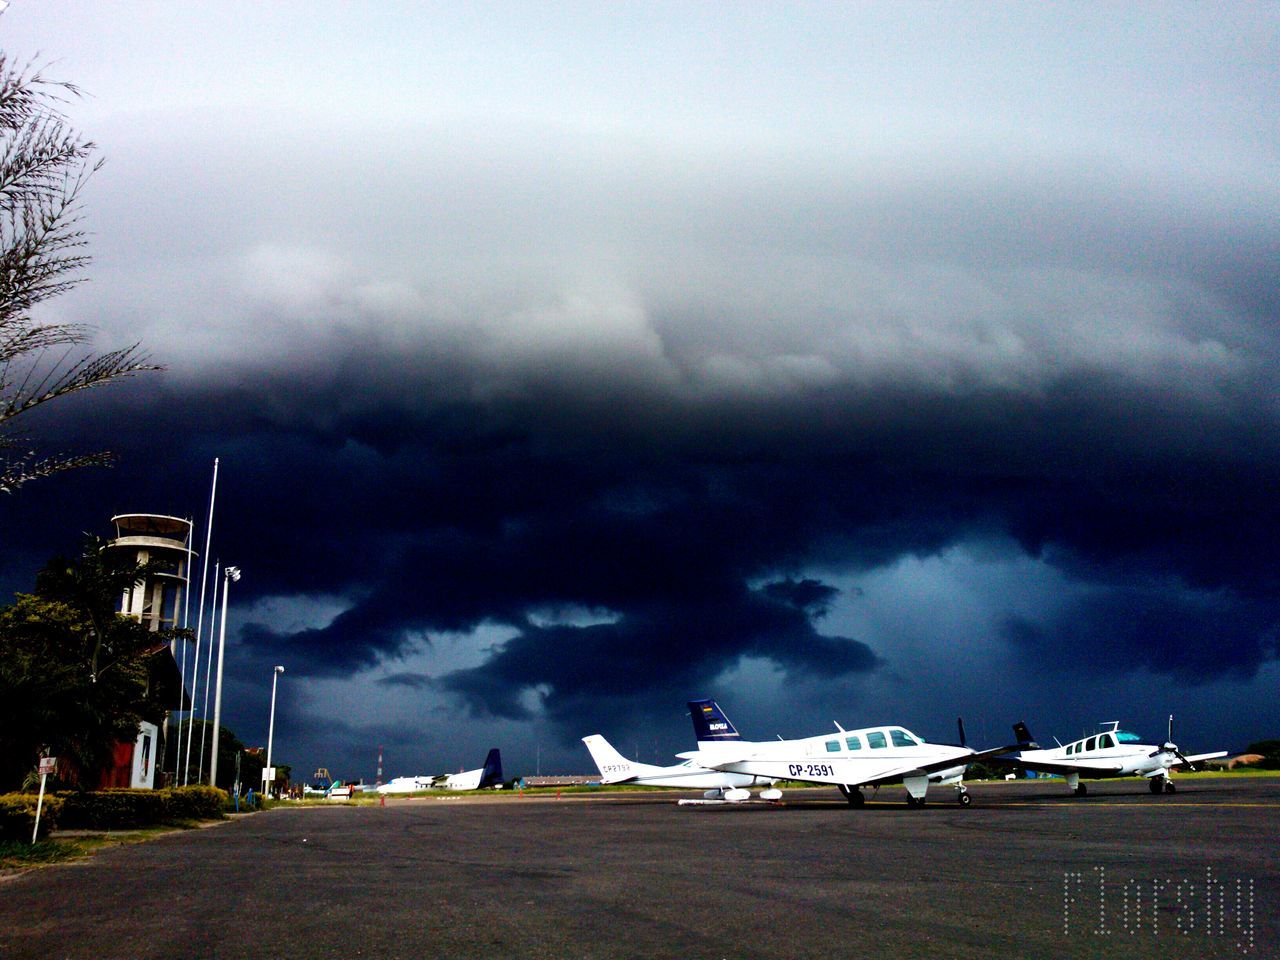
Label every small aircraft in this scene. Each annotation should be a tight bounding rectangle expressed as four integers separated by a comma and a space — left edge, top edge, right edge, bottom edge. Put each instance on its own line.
376, 748, 504, 793
581, 734, 781, 802
683, 703, 1030, 807
996, 719, 1227, 795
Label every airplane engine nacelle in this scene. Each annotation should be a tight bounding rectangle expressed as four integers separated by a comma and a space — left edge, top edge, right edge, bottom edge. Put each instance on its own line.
723, 788, 752, 802
930, 766, 966, 785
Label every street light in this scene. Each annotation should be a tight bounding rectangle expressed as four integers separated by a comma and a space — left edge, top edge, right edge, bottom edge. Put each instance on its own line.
207, 565, 240, 790
265, 664, 284, 797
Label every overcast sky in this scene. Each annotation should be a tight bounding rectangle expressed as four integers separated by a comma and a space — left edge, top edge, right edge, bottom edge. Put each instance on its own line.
1, 2, 1276, 782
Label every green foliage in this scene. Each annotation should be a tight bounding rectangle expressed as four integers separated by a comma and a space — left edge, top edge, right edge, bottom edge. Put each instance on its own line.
0, 541, 187, 791
167, 719, 265, 793
0, 792, 62, 842
166, 785, 227, 821
56, 786, 227, 829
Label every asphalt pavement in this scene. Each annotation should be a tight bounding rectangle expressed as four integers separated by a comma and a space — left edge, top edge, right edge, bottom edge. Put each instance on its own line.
1, 777, 1276, 960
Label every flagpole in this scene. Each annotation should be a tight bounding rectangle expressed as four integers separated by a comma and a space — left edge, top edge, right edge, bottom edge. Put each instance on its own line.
196, 561, 219, 784
183, 458, 218, 785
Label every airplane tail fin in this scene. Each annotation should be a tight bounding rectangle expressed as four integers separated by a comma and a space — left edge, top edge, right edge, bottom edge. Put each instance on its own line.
1013, 721, 1035, 747
479, 748, 503, 788
687, 699, 742, 743
581, 734, 665, 783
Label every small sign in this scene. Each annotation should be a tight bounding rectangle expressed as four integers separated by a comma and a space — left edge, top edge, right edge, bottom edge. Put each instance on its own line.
38, 757, 56, 775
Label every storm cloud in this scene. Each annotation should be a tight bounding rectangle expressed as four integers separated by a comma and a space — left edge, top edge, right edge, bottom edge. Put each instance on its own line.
0, 2, 1276, 777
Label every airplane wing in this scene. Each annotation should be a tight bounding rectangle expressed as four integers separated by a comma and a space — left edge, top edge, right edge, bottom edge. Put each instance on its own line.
1174, 751, 1228, 768
989, 756, 1125, 777
854, 743, 1027, 789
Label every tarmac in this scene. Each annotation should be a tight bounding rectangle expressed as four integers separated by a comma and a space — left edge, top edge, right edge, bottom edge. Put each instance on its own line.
1, 776, 1276, 960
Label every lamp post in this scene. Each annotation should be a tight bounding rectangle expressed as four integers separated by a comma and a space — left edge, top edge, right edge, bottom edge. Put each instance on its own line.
207, 565, 240, 790
265, 664, 284, 797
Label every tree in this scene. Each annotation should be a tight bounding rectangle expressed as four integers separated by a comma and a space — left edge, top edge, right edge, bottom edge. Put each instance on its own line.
0, 54, 158, 494
0, 543, 185, 790
165, 719, 266, 794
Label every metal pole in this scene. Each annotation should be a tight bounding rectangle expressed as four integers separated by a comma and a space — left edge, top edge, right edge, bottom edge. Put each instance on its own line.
184, 458, 218, 785
171, 519, 194, 784
196, 561, 219, 783
209, 566, 240, 790
266, 664, 283, 796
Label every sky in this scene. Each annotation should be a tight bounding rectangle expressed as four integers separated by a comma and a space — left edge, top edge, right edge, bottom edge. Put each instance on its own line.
1, 2, 1277, 783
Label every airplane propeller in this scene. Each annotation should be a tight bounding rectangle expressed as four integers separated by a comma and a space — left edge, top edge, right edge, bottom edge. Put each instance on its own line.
1149, 714, 1196, 769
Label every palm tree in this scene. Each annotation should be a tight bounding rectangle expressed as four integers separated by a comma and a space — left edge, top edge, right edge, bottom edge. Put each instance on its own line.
0, 53, 158, 494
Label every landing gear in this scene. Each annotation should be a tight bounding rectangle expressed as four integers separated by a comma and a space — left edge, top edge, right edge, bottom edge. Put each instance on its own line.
905, 795, 926, 808
1164, 779, 1177, 794
1074, 783, 1088, 796
837, 784, 865, 808
1149, 777, 1164, 795
958, 790, 972, 806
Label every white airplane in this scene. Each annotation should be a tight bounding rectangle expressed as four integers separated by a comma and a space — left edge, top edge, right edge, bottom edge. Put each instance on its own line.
998, 719, 1227, 796
376, 748, 504, 793
582, 734, 781, 802
684, 704, 1029, 807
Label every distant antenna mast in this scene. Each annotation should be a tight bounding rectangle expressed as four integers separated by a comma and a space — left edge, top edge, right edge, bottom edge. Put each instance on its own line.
377, 745, 383, 786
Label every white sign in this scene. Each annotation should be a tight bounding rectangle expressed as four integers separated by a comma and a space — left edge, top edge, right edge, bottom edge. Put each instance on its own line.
38, 756, 56, 775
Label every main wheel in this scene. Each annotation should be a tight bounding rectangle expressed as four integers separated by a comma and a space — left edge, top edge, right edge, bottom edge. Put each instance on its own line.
1149, 777, 1164, 794
958, 791, 972, 806
1074, 783, 1088, 796
1164, 779, 1177, 794
906, 795, 926, 808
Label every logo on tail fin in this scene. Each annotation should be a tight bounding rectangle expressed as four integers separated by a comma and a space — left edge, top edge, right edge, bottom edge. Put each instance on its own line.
687, 699, 742, 742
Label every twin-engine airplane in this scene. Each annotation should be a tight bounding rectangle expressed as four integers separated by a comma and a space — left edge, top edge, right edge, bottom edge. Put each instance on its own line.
376, 748, 504, 793
996, 719, 1227, 796
582, 701, 781, 801
683, 700, 1029, 807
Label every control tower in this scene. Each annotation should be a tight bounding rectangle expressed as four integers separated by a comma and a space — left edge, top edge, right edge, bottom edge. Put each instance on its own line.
106, 514, 194, 631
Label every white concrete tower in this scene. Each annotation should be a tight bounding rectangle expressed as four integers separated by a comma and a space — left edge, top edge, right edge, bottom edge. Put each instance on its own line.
107, 514, 194, 631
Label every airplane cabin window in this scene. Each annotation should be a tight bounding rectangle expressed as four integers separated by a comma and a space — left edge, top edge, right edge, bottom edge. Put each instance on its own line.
826, 740, 841, 753
890, 729, 917, 748
1085, 736, 1097, 751
867, 732, 887, 749
846, 736, 862, 750
1099, 733, 1115, 749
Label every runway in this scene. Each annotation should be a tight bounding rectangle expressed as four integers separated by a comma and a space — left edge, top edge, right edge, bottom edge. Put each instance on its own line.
1, 777, 1275, 959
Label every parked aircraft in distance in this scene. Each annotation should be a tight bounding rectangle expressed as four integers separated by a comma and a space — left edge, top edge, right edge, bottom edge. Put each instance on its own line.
996, 719, 1227, 795
683, 703, 1031, 807
581, 733, 780, 802
376, 748, 504, 793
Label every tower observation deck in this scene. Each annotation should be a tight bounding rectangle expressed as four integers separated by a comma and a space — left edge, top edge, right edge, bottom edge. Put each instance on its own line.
106, 514, 194, 632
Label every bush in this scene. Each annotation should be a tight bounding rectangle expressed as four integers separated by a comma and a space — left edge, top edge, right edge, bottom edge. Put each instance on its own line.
0, 792, 62, 842
57, 789, 168, 829
166, 785, 227, 821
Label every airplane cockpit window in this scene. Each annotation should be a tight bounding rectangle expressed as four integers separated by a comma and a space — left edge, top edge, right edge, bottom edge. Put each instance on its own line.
867, 731, 888, 749
846, 736, 862, 750
826, 740, 841, 753
1085, 736, 1097, 752
1099, 733, 1115, 749
890, 729, 918, 748
1116, 730, 1142, 743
